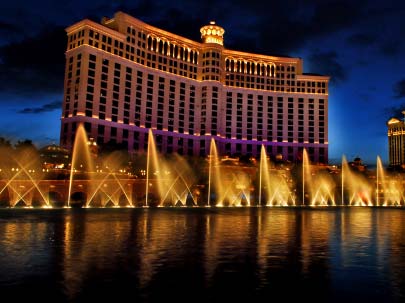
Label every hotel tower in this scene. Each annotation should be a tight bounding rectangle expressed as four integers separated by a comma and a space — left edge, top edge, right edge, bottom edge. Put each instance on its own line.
387, 113, 405, 167
61, 11, 329, 163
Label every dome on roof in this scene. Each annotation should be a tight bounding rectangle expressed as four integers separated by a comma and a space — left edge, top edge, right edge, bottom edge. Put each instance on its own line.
39, 144, 70, 169
200, 22, 225, 45
39, 144, 69, 154
387, 117, 402, 125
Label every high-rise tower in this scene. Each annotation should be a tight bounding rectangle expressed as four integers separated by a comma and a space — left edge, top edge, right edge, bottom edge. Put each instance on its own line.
61, 11, 329, 163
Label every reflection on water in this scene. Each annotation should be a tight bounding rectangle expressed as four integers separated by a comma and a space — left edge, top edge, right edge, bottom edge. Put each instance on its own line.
0, 208, 405, 302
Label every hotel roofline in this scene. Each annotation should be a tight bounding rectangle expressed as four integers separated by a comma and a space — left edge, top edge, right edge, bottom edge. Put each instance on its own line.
65, 11, 329, 75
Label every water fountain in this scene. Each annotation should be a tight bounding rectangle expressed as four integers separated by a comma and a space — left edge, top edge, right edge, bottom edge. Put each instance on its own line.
303, 149, 336, 206
259, 145, 295, 206
145, 129, 197, 207
67, 123, 95, 207
341, 155, 373, 206
376, 156, 405, 206
86, 150, 135, 208
0, 143, 50, 207
1, 124, 405, 208
207, 139, 254, 207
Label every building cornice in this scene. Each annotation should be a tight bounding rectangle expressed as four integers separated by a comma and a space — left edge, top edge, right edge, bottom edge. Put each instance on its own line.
223, 49, 301, 65
297, 74, 330, 81
66, 19, 126, 41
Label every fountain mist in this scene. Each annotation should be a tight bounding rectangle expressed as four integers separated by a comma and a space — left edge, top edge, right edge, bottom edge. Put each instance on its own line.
2, 127, 405, 208
341, 155, 372, 206
377, 156, 404, 206
303, 149, 335, 206
259, 145, 295, 206
145, 129, 197, 207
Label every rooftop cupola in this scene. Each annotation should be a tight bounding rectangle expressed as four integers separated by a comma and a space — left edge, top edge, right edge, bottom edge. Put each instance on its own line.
200, 21, 225, 45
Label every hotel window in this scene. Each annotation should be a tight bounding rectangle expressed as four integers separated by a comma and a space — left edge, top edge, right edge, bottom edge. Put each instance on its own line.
111, 127, 117, 137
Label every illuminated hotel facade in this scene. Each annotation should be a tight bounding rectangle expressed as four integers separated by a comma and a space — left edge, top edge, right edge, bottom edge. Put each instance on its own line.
387, 115, 405, 167
60, 11, 329, 163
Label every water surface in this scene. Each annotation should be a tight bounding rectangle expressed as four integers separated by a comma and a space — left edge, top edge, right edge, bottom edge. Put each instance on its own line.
0, 207, 404, 302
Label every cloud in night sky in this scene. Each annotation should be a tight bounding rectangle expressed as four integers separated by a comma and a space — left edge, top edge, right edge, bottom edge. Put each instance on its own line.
17, 100, 61, 114
0, 27, 66, 97
346, 33, 376, 46
308, 51, 346, 84
0, 20, 24, 42
379, 41, 401, 57
252, 0, 367, 56
393, 79, 405, 99
384, 103, 405, 120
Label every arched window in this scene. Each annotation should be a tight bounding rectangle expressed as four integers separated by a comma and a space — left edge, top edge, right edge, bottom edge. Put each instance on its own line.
174, 45, 178, 58
194, 51, 198, 64
185, 49, 189, 62
147, 36, 153, 51
180, 47, 184, 60
169, 44, 174, 56
164, 42, 168, 55
152, 38, 157, 51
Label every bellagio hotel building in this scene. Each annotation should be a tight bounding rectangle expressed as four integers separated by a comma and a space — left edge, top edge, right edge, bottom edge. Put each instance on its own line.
61, 11, 329, 163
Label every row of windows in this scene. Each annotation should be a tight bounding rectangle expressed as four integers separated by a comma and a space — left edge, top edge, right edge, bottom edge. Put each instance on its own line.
63, 54, 328, 155
69, 27, 199, 80
225, 75, 327, 93
76, 54, 327, 137
63, 53, 83, 117
62, 122, 326, 162
146, 35, 199, 64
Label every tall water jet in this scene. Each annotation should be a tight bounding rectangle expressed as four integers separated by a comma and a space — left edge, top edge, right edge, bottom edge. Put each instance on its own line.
206, 139, 252, 207
144, 130, 197, 207
342, 155, 372, 206
207, 139, 219, 206
145, 129, 161, 207
303, 149, 335, 206
258, 145, 265, 205
68, 123, 95, 207
376, 156, 380, 207
259, 145, 294, 206
302, 149, 306, 205
376, 156, 404, 206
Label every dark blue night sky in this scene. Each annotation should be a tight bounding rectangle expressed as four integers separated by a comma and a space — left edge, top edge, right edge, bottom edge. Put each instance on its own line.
1, 0, 405, 164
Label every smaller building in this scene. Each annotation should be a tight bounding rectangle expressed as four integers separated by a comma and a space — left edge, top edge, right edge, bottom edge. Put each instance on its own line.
39, 144, 71, 169
387, 113, 405, 168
